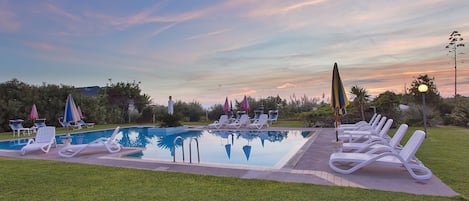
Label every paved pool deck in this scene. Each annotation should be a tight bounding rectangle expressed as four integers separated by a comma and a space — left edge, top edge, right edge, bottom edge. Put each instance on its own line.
0, 127, 459, 197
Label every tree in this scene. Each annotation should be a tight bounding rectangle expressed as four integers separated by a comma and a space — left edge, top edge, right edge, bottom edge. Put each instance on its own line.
408, 74, 441, 106
445, 30, 465, 97
372, 91, 401, 125
174, 100, 204, 122
350, 85, 370, 121
105, 81, 150, 123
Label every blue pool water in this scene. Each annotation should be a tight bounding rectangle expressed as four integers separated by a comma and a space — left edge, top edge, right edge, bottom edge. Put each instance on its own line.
0, 127, 313, 168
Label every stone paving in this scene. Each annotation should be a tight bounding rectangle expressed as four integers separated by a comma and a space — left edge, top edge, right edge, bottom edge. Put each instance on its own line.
0, 127, 458, 197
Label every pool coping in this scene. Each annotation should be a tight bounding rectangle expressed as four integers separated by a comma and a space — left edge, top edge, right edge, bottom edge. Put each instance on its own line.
0, 127, 459, 197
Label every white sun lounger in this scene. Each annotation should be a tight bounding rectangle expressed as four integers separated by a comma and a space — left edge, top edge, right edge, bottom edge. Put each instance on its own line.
338, 114, 381, 132
339, 113, 377, 129
9, 119, 35, 137
21, 126, 56, 155
208, 115, 229, 129
58, 127, 121, 157
342, 124, 408, 153
338, 118, 392, 143
329, 130, 432, 180
226, 114, 250, 129
247, 114, 269, 129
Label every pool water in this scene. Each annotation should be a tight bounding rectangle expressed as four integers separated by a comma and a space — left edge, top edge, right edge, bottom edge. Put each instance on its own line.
0, 127, 313, 168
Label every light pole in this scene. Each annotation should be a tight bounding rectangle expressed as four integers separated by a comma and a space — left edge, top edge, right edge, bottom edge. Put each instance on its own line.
445, 31, 464, 98
418, 84, 428, 136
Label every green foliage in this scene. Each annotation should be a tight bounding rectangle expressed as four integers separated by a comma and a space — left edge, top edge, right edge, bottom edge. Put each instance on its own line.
158, 113, 182, 127
139, 106, 155, 123
401, 103, 443, 127
301, 104, 335, 127
287, 94, 319, 114
0, 79, 151, 131
350, 85, 370, 121
105, 81, 150, 123
207, 104, 224, 121
174, 100, 204, 122
448, 102, 469, 127
371, 91, 401, 125
0, 79, 78, 132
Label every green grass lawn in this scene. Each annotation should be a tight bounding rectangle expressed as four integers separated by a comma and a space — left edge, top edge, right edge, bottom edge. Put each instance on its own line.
0, 122, 468, 200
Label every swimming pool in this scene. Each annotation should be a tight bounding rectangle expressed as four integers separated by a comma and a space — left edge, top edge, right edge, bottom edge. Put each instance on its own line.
0, 127, 313, 168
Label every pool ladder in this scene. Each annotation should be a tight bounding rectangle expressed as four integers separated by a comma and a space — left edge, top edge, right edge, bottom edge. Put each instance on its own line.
173, 136, 200, 163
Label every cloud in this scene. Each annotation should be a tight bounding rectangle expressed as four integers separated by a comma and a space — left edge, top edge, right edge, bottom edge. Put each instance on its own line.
28, 42, 63, 52
45, 3, 81, 22
232, 89, 257, 97
185, 28, 231, 40
0, 1, 19, 31
149, 22, 179, 37
244, 0, 327, 17
277, 82, 296, 89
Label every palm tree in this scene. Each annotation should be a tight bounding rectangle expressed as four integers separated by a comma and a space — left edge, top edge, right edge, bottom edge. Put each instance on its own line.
350, 85, 370, 121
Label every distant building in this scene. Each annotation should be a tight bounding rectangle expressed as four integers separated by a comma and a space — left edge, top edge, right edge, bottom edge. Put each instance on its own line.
77, 86, 100, 96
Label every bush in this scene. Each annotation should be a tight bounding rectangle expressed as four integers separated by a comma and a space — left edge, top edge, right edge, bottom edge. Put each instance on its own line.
402, 104, 442, 127
159, 113, 182, 128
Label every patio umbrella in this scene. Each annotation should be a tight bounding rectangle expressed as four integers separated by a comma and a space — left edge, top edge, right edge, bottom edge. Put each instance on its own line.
239, 131, 254, 160
330, 62, 349, 141
63, 94, 81, 136
240, 95, 249, 111
218, 131, 232, 159
77, 105, 84, 118
258, 131, 268, 147
242, 145, 251, 161
225, 144, 231, 159
29, 104, 39, 124
223, 97, 230, 113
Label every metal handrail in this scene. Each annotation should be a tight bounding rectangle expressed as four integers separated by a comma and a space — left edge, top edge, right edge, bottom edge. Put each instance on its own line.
173, 136, 184, 162
189, 137, 200, 163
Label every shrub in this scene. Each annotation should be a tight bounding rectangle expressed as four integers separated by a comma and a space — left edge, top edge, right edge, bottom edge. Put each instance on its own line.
159, 113, 182, 128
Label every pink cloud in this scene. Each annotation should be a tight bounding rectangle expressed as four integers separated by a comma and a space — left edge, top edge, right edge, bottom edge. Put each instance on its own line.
277, 82, 296, 89
28, 42, 62, 52
0, 1, 20, 32
244, 0, 327, 17
45, 3, 81, 22
185, 29, 231, 40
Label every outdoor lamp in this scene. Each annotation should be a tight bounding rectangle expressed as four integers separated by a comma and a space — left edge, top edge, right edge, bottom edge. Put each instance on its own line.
418, 84, 428, 136
418, 84, 428, 93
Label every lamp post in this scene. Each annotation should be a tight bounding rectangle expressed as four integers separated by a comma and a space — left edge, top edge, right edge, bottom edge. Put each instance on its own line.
418, 84, 428, 136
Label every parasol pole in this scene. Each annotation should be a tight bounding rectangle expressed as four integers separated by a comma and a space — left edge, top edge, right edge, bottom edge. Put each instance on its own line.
335, 112, 339, 142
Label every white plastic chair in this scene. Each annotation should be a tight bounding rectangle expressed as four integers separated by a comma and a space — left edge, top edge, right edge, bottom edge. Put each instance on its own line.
247, 114, 269, 129
226, 114, 250, 129
267, 110, 278, 124
208, 115, 229, 129
21, 126, 56, 155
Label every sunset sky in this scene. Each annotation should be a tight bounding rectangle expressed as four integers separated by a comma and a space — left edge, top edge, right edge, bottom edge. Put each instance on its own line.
1, 0, 468, 107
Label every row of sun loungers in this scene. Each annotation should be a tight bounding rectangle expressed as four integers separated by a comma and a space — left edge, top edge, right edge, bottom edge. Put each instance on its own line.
329, 114, 433, 180
208, 114, 271, 129
9, 118, 95, 137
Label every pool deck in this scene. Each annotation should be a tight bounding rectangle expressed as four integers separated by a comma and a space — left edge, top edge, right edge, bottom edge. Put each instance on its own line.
0, 127, 458, 197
